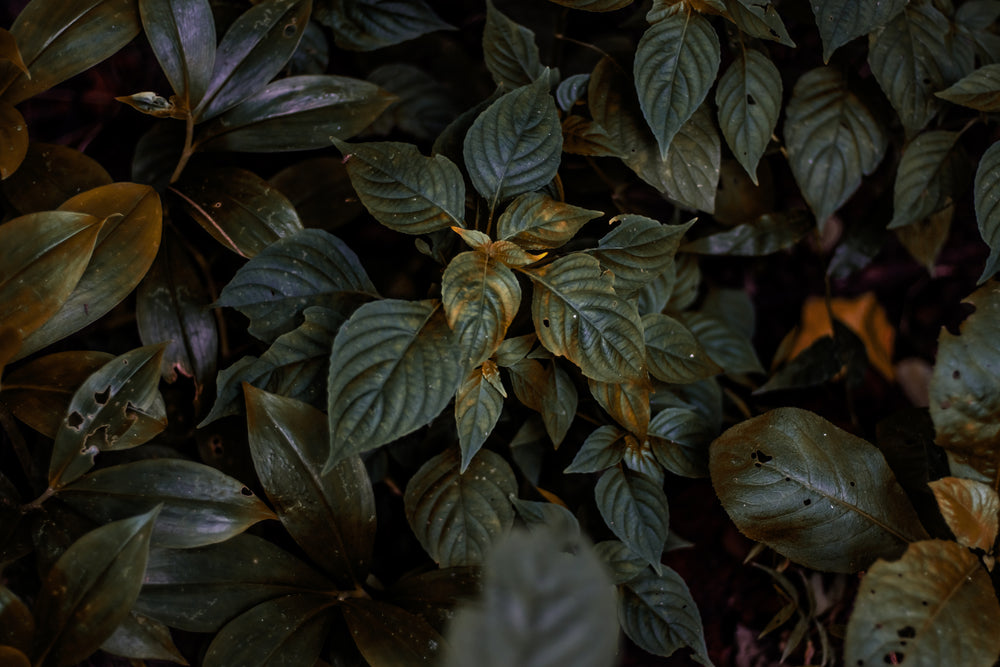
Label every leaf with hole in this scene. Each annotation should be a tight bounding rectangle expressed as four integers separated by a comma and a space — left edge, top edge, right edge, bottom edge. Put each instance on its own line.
590, 215, 692, 298
496, 192, 602, 251
139, 0, 216, 109
715, 49, 781, 184
316, 0, 455, 51
975, 141, 1000, 283
455, 362, 506, 473
888, 130, 968, 230
809, 0, 906, 62
484, 0, 545, 88
595, 466, 669, 572
928, 477, 999, 552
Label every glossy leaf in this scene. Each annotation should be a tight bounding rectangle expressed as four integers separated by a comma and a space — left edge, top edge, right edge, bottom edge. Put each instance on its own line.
634, 7, 720, 159
590, 215, 692, 297
48, 345, 168, 489
31, 507, 159, 667
139, 0, 216, 109
975, 141, 1000, 283
100, 612, 188, 664
682, 210, 812, 256
937, 63, 1000, 110
404, 448, 516, 567
565, 425, 628, 474
710, 407, 929, 572
455, 362, 506, 472
496, 192, 602, 251
0, 28, 28, 77
2, 143, 112, 215
198, 75, 395, 152
546, 0, 633, 9
649, 407, 715, 478
809, 0, 906, 62
246, 386, 375, 585
0, 102, 26, 179
715, 49, 781, 184
661, 103, 720, 213
525, 253, 646, 383
216, 228, 376, 342
172, 166, 303, 258
643, 313, 721, 384
679, 311, 764, 375
484, 0, 544, 88
556, 73, 589, 111
928, 477, 999, 552
343, 599, 444, 666
445, 528, 618, 667
845, 540, 1000, 667
337, 139, 465, 233
464, 74, 562, 206
888, 131, 966, 230
317, 0, 454, 51
722, 0, 795, 47
785, 67, 886, 229
595, 466, 668, 572
193, 0, 311, 121
619, 567, 712, 665
589, 379, 651, 437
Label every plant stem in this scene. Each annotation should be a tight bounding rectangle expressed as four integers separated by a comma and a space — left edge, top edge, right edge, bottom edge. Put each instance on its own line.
169, 114, 196, 184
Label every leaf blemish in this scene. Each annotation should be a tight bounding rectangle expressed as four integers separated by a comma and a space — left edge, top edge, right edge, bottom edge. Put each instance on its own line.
94, 387, 111, 405
67, 411, 84, 429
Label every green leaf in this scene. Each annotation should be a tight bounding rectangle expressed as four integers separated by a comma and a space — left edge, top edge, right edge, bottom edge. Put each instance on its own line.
139, 0, 216, 109
269, 156, 364, 230
929, 477, 1000, 551
342, 599, 444, 666
100, 612, 188, 664
31, 506, 159, 667
204, 595, 333, 667
936, 63, 1000, 111
0, 0, 141, 105
715, 48, 781, 184
590, 215, 692, 297
404, 448, 516, 567
594, 539, 648, 584
337, 139, 465, 233
556, 73, 589, 111
445, 528, 618, 667
197, 75, 395, 152
682, 210, 813, 256
649, 407, 715, 478
589, 378, 651, 436
484, 0, 544, 88
1, 143, 112, 215
246, 386, 375, 585
464, 74, 562, 206
368, 63, 458, 142
510, 498, 582, 544
565, 425, 628, 473
594, 466, 669, 572
59, 459, 276, 548
710, 407, 929, 572
661, 103, 721, 213
388, 566, 481, 632
975, 141, 1000, 283
455, 362, 506, 472
545, 0, 633, 10
888, 130, 967, 230
784, 67, 887, 230
326, 299, 464, 468
48, 345, 167, 489
316, 0, 454, 52
0, 102, 27, 179
679, 311, 764, 375
507, 359, 578, 447
619, 567, 713, 665
634, 6, 720, 159
134, 534, 332, 632
172, 166, 303, 258
496, 192, 602, 251
643, 313, 720, 384
809, 0, 906, 62
0, 586, 34, 654
193, 0, 311, 121
525, 254, 646, 383
722, 0, 795, 47
845, 540, 1000, 667
216, 228, 376, 342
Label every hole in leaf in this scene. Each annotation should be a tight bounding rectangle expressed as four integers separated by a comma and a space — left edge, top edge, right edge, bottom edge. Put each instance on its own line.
67, 412, 84, 429
883, 652, 903, 664
746, 94, 756, 106
210, 435, 224, 457
94, 387, 111, 405
784, 476, 791, 481
850, 481, 856, 486
897, 626, 915, 639
921, 600, 928, 606
542, 318, 550, 328
803, 498, 812, 506
240, 486, 253, 496
769, 28, 778, 36
952, 369, 961, 380
752, 450, 773, 463
283, 20, 297, 37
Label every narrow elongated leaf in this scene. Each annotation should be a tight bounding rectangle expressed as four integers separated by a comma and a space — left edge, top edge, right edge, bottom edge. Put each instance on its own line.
484, 0, 544, 88
173, 167, 303, 258
590, 215, 692, 297
634, 7, 720, 159
937, 63, 1000, 111
326, 299, 465, 468
343, 599, 444, 666
139, 0, 216, 109
888, 131, 967, 230
0, 28, 28, 77
845, 540, 1000, 667
464, 74, 562, 206
715, 49, 781, 184
101, 612, 188, 664
928, 477, 999, 551
246, 387, 375, 586
0, 102, 26, 179
682, 211, 812, 256
679, 311, 764, 375
784, 67, 886, 229
216, 228, 376, 342
546, 0, 633, 10
193, 0, 311, 121
404, 448, 516, 567
496, 192, 602, 251
337, 139, 465, 233
31, 507, 159, 667
525, 254, 646, 382
619, 568, 712, 665
317, 0, 454, 51
589, 379, 651, 437
198, 75, 395, 152
595, 466, 668, 572
565, 425, 628, 473
975, 141, 1000, 283
643, 313, 720, 383
809, 0, 907, 62
455, 362, 506, 472
2, 143, 112, 214
661, 103, 720, 213
710, 407, 929, 572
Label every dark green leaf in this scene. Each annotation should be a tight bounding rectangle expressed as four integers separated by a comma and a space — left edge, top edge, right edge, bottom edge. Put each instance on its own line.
100, 611, 188, 664
634, 6, 720, 159
888, 130, 967, 230
507, 359, 578, 447
269, 156, 364, 230
404, 448, 516, 567
661, 103, 720, 213
496, 192, 602, 251
682, 210, 813, 256
590, 215, 692, 297
31, 507, 159, 667
0, 102, 26, 179
595, 466, 668, 572
565, 425, 628, 473
0, 586, 34, 654
679, 311, 764, 375
715, 48, 781, 184
936, 63, 1000, 110
588, 378, 651, 436
594, 539, 648, 584
342, 599, 444, 666
484, 0, 545, 88
368, 63, 459, 141
619, 568, 712, 665
561, 115, 621, 157
216, 228, 376, 342
784, 67, 887, 229
2, 143, 112, 215
464, 74, 562, 206
648, 407, 715, 478
556, 73, 589, 111
643, 313, 721, 384
546, 0, 633, 10
976, 141, 1000, 283
809, 0, 906, 62
710, 407, 929, 572
899, 200, 953, 269
756, 335, 843, 393
510, 498, 582, 544
316, 0, 454, 52
139, 0, 216, 109
388, 567, 481, 633
455, 362, 506, 472
722, 0, 795, 47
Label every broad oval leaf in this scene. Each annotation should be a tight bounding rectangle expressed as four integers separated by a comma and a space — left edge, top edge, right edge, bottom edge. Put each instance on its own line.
139, 0, 216, 109
565, 425, 628, 474
337, 139, 465, 233
172, 166, 303, 258
634, 8, 720, 159
928, 477, 999, 552
326, 299, 465, 468
463, 74, 562, 206
975, 140, 1000, 283
589, 378, 651, 437
368, 63, 459, 142
784, 67, 886, 229
59, 459, 276, 548
710, 407, 929, 572
496, 192, 603, 251
317, 0, 455, 52
2, 143, 112, 215
507, 359, 578, 447
678, 311, 764, 375
455, 362, 506, 473
216, 228, 376, 342
715, 49, 781, 184
546, 0, 633, 10
590, 215, 692, 297
810, 0, 907, 62
618, 567, 712, 664
246, 386, 376, 586
562, 115, 621, 157
661, 103, 721, 213
31, 507, 159, 667
0, 102, 27, 179
404, 448, 516, 567
937, 63, 1000, 110
342, 599, 444, 666
484, 0, 544, 89
722, 0, 795, 47
844, 540, 1000, 667
594, 539, 648, 585
595, 466, 669, 572
100, 611, 188, 664
525, 253, 646, 383
888, 130, 967, 230
681, 211, 813, 256
197, 75, 395, 152
642, 313, 720, 384
649, 407, 716, 478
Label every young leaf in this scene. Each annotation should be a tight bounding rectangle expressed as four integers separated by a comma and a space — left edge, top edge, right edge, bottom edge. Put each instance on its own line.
590, 215, 692, 297
589, 379, 651, 437
326, 299, 465, 469
975, 141, 1000, 283
342, 599, 445, 666
139, 0, 216, 109
100, 611, 188, 664
888, 130, 967, 230
634, 6, 720, 159
2, 143, 112, 214
463, 73, 562, 206
556, 73, 590, 111
316, 0, 454, 51
618, 568, 712, 665
649, 407, 715, 478
455, 362, 506, 472
246, 386, 376, 586
404, 448, 516, 567
715, 48, 782, 184
31, 506, 159, 667
681, 211, 813, 256
679, 311, 764, 375
844, 540, 1000, 666
595, 466, 669, 572
484, 0, 544, 88
565, 425, 628, 474
0, 102, 27, 179
784, 67, 887, 230
722, 0, 795, 47
661, 103, 720, 213
525, 254, 646, 383
496, 192, 603, 251
710, 407, 929, 572
809, 0, 906, 62
643, 313, 721, 384
937, 63, 1000, 111
928, 477, 999, 552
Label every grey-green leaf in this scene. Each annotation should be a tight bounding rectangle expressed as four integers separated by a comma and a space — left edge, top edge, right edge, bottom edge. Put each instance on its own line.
722, 0, 795, 47
496, 192, 602, 251
619, 568, 713, 665
975, 141, 1000, 283
316, 0, 455, 52
455, 362, 506, 472
937, 63, 1000, 111
565, 425, 628, 474
809, 0, 907, 62
594, 466, 669, 572
484, 0, 545, 89
661, 103, 721, 213
643, 313, 720, 384
715, 49, 781, 184
888, 130, 967, 230
139, 0, 216, 109
679, 311, 764, 375
682, 210, 813, 256
590, 215, 692, 297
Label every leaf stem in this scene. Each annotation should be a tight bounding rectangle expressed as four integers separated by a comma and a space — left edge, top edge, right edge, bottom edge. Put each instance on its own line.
169, 114, 196, 184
